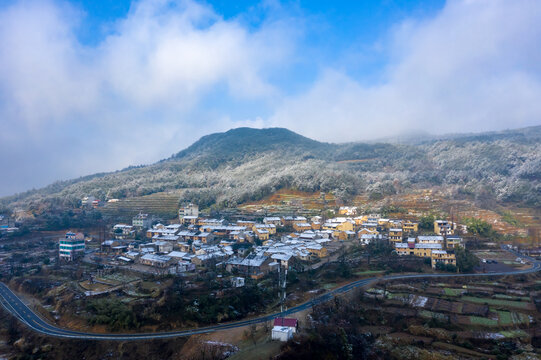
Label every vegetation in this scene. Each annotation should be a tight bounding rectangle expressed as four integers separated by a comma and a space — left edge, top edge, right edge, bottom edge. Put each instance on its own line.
454, 248, 479, 273
419, 214, 436, 231
2, 126, 541, 218
86, 299, 139, 330
463, 217, 495, 238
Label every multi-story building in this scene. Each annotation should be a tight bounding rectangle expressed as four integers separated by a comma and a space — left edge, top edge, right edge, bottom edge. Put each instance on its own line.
431, 250, 457, 268
446, 236, 463, 249
293, 222, 312, 232
182, 203, 199, 217
434, 220, 456, 235
417, 235, 445, 245
59, 232, 85, 261
395, 241, 456, 269
402, 221, 419, 233
132, 213, 152, 229
178, 203, 199, 224
263, 217, 282, 226
389, 228, 403, 242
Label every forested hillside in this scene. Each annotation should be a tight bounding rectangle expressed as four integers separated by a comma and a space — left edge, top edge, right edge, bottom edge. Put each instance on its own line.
1, 126, 540, 214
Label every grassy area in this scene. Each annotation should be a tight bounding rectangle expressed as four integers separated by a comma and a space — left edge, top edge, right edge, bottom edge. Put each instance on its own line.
354, 270, 384, 276
500, 211, 521, 227
461, 296, 533, 310
496, 311, 529, 326
469, 316, 499, 327
418, 310, 448, 322
432, 342, 487, 358
322, 283, 337, 290
443, 288, 464, 296
499, 330, 529, 338
493, 294, 530, 301
228, 340, 282, 360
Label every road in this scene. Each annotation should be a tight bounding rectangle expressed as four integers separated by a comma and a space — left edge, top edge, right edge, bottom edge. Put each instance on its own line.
0, 248, 539, 341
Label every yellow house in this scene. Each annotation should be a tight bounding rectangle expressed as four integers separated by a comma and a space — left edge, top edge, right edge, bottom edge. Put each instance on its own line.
395, 243, 443, 258
180, 216, 198, 226
402, 221, 418, 233
431, 250, 456, 268
337, 221, 354, 232
358, 228, 379, 236
389, 228, 403, 242
361, 222, 378, 232
294, 222, 312, 232
253, 224, 276, 235
255, 229, 270, 241
434, 220, 455, 235
338, 206, 357, 216
445, 236, 463, 249
332, 231, 348, 241
307, 244, 328, 258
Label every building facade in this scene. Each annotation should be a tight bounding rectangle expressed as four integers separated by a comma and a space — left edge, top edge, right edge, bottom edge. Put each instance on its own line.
59, 232, 85, 261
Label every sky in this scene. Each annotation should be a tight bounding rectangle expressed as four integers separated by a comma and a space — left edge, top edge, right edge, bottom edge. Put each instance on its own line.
0, 0, 540, 196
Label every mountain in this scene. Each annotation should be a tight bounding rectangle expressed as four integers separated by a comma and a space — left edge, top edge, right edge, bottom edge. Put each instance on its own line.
1, 126, 541, 215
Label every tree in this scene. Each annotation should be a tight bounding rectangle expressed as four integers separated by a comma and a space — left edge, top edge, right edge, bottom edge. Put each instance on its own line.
463, 217, 494, 238
419, 214, 436, 231
455, 247, 479, 273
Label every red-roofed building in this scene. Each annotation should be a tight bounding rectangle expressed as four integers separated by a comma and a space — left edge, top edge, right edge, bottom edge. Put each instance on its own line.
273, 317, 298, 333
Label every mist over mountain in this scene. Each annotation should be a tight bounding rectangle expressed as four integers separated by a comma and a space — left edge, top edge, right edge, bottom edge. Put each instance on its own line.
2, 126, 540, 213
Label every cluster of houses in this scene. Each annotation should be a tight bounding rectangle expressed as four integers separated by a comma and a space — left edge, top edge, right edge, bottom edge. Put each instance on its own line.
60, 201, 463, 275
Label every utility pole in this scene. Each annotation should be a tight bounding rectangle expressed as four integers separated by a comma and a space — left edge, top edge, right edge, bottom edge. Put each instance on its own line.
278, 264, 287, 312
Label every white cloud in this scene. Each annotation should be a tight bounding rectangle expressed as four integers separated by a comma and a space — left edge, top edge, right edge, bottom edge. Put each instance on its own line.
0, 0, 296, 195
1, 0, 540, 196
269, 0, 541, 141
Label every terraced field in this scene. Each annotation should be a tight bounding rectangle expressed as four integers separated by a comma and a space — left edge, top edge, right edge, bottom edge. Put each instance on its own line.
238, 189, 335, 217
100, 191, 182, 220
461, 296, 535, 311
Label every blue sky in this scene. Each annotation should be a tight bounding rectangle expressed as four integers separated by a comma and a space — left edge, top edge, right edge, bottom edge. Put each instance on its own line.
0, 0, 540, 196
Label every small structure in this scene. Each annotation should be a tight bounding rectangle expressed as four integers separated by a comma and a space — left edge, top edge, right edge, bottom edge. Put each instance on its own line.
272, 317, 297, 341
273, 317, 298, 333
272, 326, 293, 342
139, 254, 173, 268
231, 277, 245, 288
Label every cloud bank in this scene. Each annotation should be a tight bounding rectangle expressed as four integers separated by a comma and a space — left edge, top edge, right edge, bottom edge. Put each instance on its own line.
0, 0, 295, 195
269, 0, 541, 142
0, 0, 540, 195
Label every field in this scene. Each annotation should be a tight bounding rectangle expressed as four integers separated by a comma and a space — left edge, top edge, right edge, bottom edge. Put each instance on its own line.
460, 296, 535, 310
368, 275, 539, 332
100, 191, 182, 219
238, 189, 335, 216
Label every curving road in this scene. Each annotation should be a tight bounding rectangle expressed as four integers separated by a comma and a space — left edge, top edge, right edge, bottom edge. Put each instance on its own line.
0, 248, 539, 341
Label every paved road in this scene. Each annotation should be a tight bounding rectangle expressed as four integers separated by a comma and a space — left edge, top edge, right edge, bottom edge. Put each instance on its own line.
0, 248, 539, 341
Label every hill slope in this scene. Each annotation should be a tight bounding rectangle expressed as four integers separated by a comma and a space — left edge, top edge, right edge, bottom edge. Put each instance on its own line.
2, 126, 540, 214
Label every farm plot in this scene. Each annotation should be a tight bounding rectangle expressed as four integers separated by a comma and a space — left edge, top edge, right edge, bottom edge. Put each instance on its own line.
418, 310, 448, 322
78, 281, 112, 292
454, 311, 528, 328
461, 296, 535, 311
495, 310, 530, 326
493, 294, 530, 302
443, 288, 465, 296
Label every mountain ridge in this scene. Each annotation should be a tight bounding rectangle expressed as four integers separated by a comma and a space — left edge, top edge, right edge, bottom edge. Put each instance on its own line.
1, 125, 541, 211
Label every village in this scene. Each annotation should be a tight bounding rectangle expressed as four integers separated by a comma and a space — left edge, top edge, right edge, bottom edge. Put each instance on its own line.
2, 196, 539, 353
1, 196, 540, 360
60, 204, 464, 281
